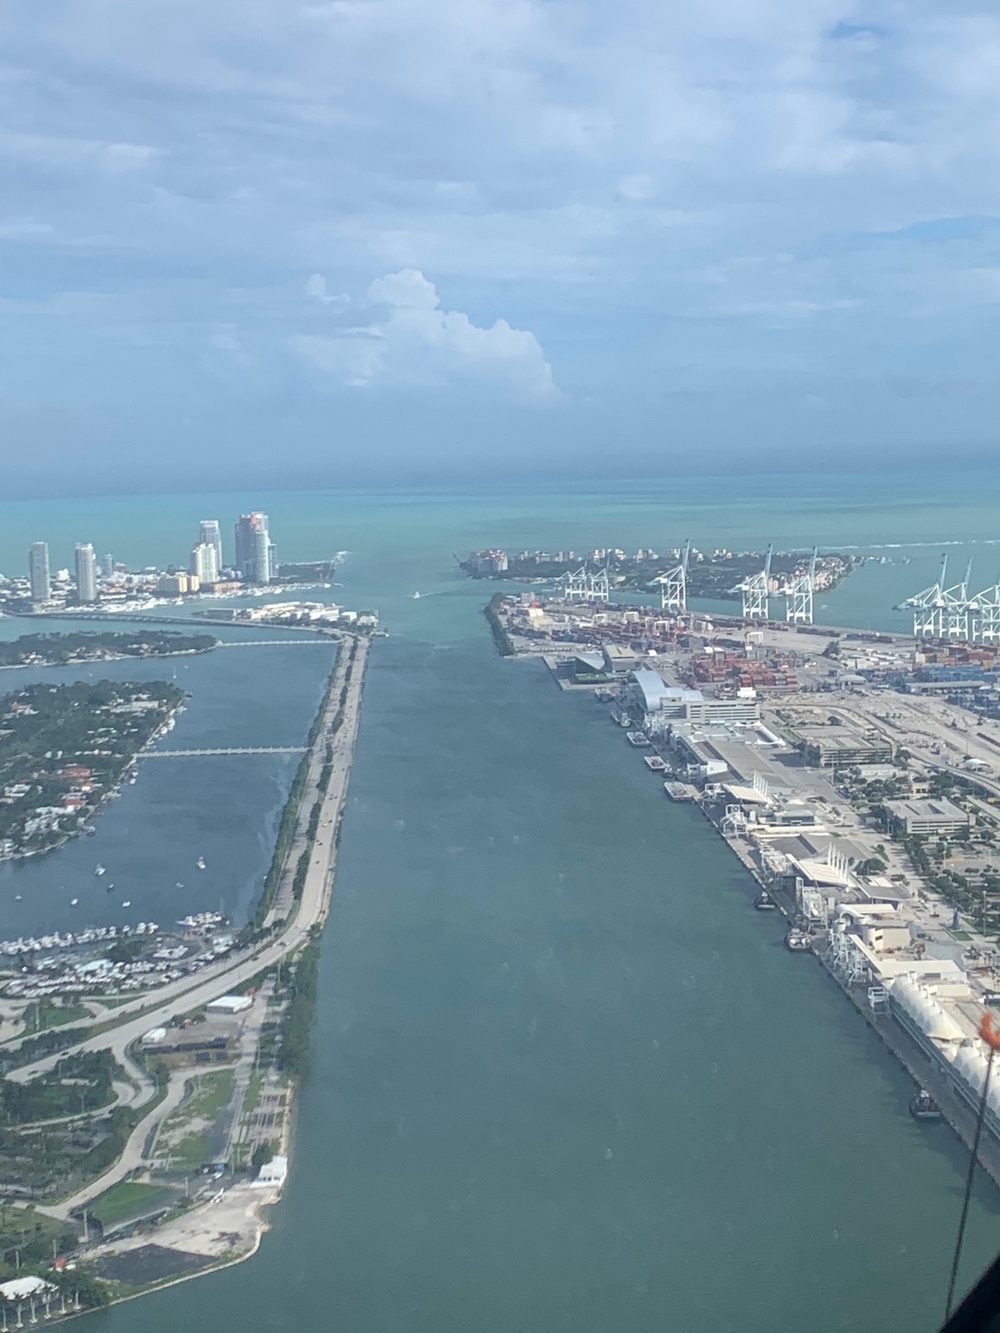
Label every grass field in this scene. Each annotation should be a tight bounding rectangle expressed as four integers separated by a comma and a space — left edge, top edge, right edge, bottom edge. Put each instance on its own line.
158, 1069, 234, 1171
23, 998, 93, 1032
87, 1181, 173, 1229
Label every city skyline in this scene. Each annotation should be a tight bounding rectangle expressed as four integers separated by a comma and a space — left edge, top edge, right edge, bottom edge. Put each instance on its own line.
22, 510, 275, 600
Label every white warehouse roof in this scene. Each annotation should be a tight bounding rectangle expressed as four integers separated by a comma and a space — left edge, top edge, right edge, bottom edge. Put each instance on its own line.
206, 994, 252, 1014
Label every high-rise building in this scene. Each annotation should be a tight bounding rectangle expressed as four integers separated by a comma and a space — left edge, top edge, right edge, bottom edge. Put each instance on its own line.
28, 542, 51, 603
199, 520, 223, 573
190, 540, 220, 585
101, 553, 115, 579
74, 543, 97, 604
234, 512, 272, 585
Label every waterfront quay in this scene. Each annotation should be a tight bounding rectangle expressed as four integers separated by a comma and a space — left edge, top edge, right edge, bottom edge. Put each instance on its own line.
503, 591, 1000, 1182
0, 632, 370, 1316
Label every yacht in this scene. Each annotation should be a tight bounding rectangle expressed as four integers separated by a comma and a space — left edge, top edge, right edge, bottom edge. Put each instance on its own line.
196, 856, 207, 870
121, 900, 132, 908
69, 898, 78, 907
94, 864, 106, 877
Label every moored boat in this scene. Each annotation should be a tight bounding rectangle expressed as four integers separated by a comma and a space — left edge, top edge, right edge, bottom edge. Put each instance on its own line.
785, 928, 812, 951
909, 1089, 942, 1120
753, 890, 778, 911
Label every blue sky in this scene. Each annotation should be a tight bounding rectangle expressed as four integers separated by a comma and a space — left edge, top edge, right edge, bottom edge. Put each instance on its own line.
1, 0, 999, 493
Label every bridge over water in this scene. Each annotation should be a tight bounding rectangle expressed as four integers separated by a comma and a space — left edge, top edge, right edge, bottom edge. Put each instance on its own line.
139, 746, 308, 758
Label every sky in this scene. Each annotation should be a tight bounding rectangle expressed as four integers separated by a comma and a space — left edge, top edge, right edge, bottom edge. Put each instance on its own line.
1, 0, 1000, 494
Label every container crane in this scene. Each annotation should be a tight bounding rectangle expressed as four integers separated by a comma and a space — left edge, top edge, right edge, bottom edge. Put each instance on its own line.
898, 554, 949, 638
784, 547, 818, 624
656, 541, 690, 614
732, 543, 773, 620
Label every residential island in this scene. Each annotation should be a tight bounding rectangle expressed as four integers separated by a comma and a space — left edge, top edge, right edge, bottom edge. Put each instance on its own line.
0, 630, 217, 669
0, 679, 186, 861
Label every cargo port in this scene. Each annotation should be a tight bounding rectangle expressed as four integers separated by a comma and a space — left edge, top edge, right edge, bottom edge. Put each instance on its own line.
488, 567, 1000, 1186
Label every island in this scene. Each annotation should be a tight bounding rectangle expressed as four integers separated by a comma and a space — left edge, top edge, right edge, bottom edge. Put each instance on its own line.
0, 630, 217, 668
458, 546, 860, 601
0, 679, 185, 860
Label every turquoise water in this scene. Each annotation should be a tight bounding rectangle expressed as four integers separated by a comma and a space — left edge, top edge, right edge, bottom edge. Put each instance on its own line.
2, 475, 1000, 1330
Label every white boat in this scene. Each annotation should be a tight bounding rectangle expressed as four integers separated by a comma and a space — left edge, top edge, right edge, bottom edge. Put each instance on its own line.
70, 898, 78, 907
95, 864, 106, 876
14, 895, 21, 902
412, 592, 421, 599
196, 856, 206, 870
121, 900, 131, 908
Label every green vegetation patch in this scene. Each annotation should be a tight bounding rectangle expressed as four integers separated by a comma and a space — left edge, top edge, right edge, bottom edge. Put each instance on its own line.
485, 594, 515, 656
278, 938, 320, 1080
21, 998, 93, 1033
87, 1180, 173, 1230
0, 1050, 120, 1126
0, 1205, 76, 1279
157, 1069, 234, 1171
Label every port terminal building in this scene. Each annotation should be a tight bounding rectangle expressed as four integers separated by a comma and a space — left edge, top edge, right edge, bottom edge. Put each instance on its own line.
883, 798, 972, 837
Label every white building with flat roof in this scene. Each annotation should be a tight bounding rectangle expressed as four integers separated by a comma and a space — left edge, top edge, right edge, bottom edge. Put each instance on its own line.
884, 798, 971, 837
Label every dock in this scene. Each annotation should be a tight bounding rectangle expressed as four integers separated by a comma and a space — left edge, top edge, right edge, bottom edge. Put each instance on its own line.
664, 781, 698, 802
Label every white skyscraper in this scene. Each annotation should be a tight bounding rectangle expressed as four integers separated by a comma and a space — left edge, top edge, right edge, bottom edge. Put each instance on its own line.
74, 543, 97, 604
28, 542, 50, 602
199, 520, 223, 572
191, 540, 220, 585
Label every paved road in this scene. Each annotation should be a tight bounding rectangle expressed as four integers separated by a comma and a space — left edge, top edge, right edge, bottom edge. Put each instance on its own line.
265, 637, 365, 925
19, 634, 370, 1216
43, 1071, 192, 1221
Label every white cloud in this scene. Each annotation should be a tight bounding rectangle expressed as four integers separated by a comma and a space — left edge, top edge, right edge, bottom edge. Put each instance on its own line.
304, 273, 346, 307
295, 268, 559, 401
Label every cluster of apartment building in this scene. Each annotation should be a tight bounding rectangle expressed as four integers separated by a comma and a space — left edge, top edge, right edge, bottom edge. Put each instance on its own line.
10, 513, 278, 610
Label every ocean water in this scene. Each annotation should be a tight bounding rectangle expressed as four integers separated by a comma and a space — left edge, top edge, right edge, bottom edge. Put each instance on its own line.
2, 473, 1000, 1331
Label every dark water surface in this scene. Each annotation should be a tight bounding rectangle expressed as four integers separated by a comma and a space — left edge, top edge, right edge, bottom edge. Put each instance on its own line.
86, 633, 997, 1333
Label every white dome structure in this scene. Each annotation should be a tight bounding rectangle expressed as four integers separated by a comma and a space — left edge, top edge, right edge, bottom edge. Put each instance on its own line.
889, 975, 966, 1050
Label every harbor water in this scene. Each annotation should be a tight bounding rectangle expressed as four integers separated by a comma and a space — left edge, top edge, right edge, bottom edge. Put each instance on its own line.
2, 474, 1000, 1330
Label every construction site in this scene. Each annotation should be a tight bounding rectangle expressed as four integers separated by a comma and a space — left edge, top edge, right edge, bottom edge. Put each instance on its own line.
488, 545, 1000, 1182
